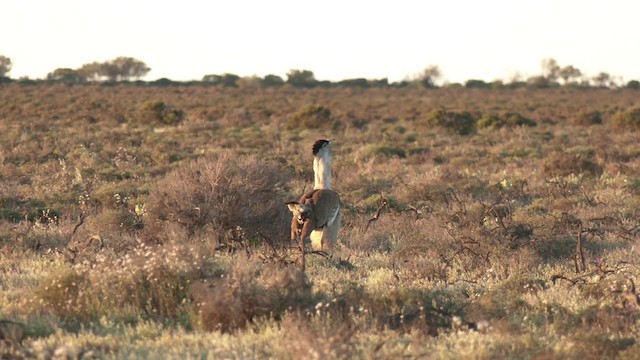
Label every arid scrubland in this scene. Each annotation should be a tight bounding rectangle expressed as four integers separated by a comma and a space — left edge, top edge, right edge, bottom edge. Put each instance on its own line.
0, 83, 639, 359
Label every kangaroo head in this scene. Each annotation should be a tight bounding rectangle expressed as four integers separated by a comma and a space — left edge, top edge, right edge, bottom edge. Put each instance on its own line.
286, 201, 314, 242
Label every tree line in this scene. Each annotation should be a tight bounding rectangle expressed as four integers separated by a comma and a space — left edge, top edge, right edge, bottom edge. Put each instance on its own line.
0, 55, 638, 89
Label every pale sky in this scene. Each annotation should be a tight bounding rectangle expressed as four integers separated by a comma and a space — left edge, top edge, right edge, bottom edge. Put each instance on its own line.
3, 0, 639, 83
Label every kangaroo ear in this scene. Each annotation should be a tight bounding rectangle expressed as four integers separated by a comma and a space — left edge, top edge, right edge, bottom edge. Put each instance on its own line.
287, 201, 310, 214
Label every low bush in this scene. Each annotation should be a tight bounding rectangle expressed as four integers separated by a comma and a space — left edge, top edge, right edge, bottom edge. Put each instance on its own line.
610, 106, 640, 130
572, 111, 603, 126
285, 104, 333, 130
423, 109, 476, 135
477, 112, 536, 129
138, 100, 185, 125
189, 256, 312, 333
541, 151, 603, 177
143, 152, 292, 245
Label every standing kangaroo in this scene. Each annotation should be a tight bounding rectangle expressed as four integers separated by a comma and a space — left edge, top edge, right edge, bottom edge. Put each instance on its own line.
287, 140, 341, 269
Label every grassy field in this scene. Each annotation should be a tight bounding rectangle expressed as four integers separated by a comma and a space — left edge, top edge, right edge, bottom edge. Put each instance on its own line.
1, 83, 639, 359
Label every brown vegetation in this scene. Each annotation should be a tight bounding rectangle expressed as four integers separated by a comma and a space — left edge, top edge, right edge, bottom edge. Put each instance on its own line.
0, 83, 639, 358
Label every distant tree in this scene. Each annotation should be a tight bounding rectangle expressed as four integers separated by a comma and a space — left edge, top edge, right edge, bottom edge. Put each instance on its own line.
593, 72, 612, 88
527, 75, 555, 89
370, 78, 389, 87
262, 74, 284, 87
0, 55, 12, 78
201, 73, 239, 87
336, 78, 370, 88
101, 57, 150, 81
465, 79, 490, 89
78, 62, 104, 81
286, 69, 317, 88
202, 74, 222, 84
626, 80, 640, 89
47, 68, 85, 84
220, 73, 239, 87
541, 58, 560, 82
419, 65, 442, 88
237, 76, 262, 88
559, 65, 582, 85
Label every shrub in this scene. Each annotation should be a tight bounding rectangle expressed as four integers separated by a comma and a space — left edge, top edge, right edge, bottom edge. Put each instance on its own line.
423, 109, 476, 135
477, 112, 537, 130
572, 111, 603, 126
465, 79, 490, 88
189, 257, 311, 333
626, 80, 640, 89
610, 106, 640, 130
0, 208, 22, 222
541, 151, 603, 177
285, 104, 333, 130
360, 144, 406, 158
143, 152, 291, 245
138, 100, 185, 125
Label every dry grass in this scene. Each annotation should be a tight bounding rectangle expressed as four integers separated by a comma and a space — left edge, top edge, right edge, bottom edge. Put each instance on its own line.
0, 84, 639, 358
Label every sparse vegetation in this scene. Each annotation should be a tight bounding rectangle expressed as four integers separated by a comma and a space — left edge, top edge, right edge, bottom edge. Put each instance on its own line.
0, 84, 639, 359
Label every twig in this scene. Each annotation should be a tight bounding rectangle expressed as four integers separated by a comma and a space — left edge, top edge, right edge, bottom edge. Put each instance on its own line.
306, 250, 331, 258
572, 219, 586, 274
70, 212, 86, 238
365, 197, 388, 231
257, 231, 279, 257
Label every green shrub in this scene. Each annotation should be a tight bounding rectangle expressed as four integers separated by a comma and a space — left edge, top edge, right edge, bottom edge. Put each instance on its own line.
27, 207, 60, 223
0, 208, 22, 222
139, 100, 185, 125
423, 109, 476, 135
477, 112, 537, 130
610, 106, 640, 130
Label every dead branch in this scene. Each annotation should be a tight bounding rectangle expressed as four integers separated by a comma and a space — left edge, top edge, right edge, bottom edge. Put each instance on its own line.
575, 221, 586, 274
445, 187, 466, 214
551, 274, 588, 286
257, 231, 279, 257
306, 250, 331, 258
365, 197, 388, 231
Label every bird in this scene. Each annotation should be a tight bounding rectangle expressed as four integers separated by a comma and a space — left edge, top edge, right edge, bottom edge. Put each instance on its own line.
287, 139, 341, 252
312, 139, 334, 190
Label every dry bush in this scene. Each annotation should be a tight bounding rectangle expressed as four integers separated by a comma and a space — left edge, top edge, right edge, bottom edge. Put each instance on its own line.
421, 108, 476, 135
542, 152, 603, 177
143, 152, 291, 245
610, 106, 640, 130
137, 100, 185, 125
285, 104, 334, 130
189, 256, 311, 333
274, 314, 356, 359
572, 110, 603, 126
218, 108, 254, 128
32, 242, 212, 321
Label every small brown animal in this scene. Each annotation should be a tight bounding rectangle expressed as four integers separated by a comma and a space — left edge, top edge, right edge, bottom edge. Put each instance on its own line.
287, 188, 340, 251
0, 319, 25, 346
